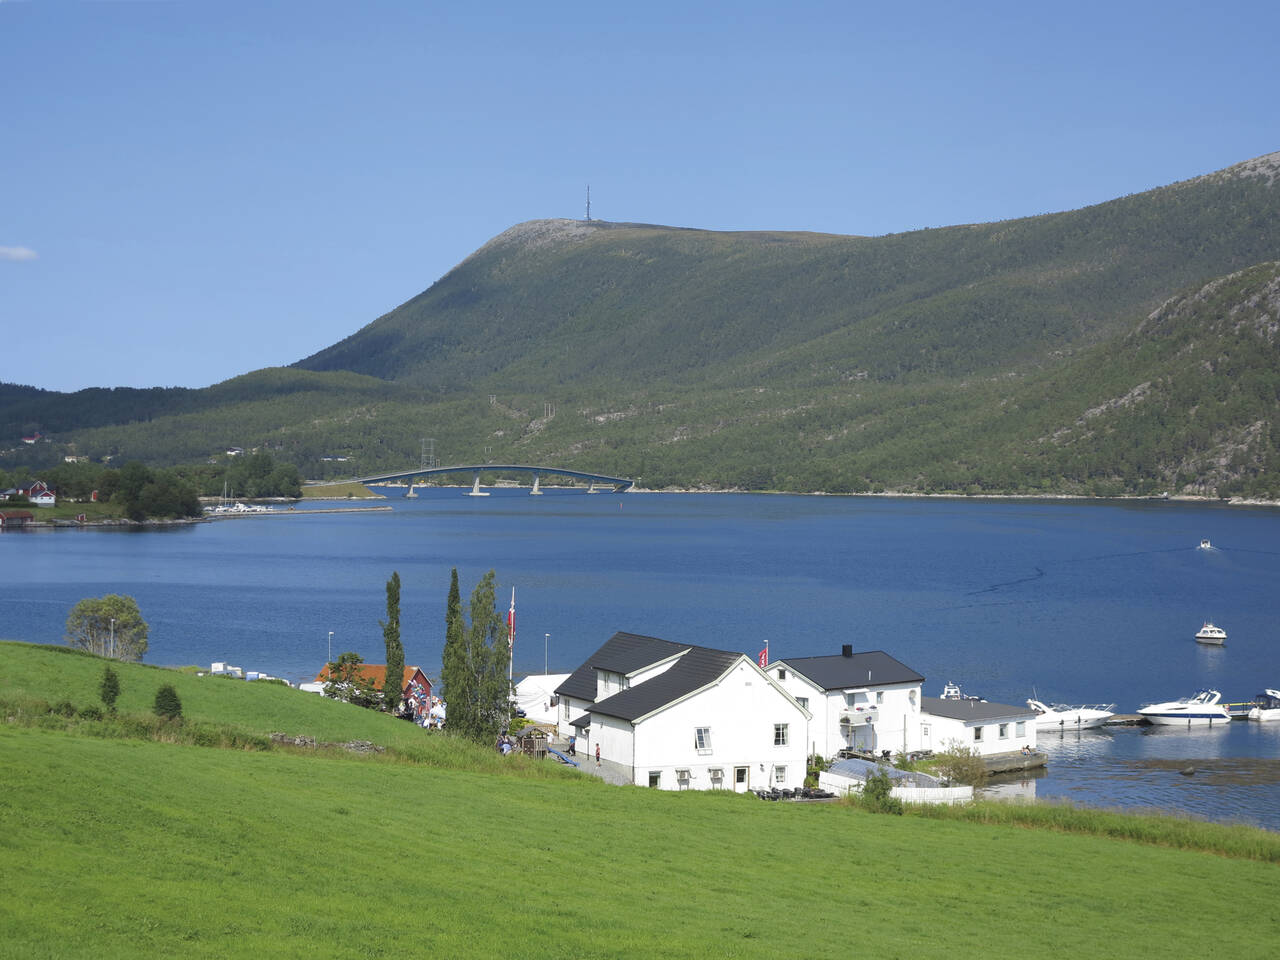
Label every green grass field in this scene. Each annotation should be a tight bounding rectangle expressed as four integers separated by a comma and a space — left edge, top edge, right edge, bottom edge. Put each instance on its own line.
3, 642, 1278, 958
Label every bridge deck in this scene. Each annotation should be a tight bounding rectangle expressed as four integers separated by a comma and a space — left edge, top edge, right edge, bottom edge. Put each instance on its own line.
319, 464, 635, 491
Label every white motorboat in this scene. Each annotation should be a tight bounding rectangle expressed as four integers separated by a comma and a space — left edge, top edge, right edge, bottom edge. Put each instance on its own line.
1248, 689, 1280, 722
1138, 689, 1232, 726
1026, 699, 1115, 730
1194, 621, 1227, 644
1198, 538, 1212, 550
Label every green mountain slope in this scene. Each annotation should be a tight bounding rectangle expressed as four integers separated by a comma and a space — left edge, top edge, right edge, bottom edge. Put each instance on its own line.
4, 152, 1279, 496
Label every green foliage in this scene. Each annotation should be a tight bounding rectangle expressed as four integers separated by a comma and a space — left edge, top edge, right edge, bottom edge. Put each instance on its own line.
99, 665, 120, 712
65, 594, 149, 662
858, 766, 904, 815
441, 569, 511, 743
929, 741, 989, 787
153, 684, 183, 720
322, 651, 382, 708
381, 571, 404, 714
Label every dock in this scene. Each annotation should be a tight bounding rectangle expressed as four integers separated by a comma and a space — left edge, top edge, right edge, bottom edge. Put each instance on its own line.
983, 750, 1047, 774
206, 506, 393, 519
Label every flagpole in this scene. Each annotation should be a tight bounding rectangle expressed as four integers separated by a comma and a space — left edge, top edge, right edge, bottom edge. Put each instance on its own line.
507, 587, 515, 689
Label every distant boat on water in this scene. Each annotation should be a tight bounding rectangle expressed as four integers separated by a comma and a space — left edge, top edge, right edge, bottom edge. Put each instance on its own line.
1195, 621, 1227, 645
1199, 538, 1213, 550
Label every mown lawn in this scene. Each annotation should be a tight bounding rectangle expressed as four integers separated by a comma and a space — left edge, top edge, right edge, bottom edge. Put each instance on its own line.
3, 641, 1279, 957
3, 725, 1279, 960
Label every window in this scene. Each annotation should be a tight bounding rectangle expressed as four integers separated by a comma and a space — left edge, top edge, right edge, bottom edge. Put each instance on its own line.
648, 771, 661, 788
774, 766, 787, 784
909, 689, 918, 707
876, 691, 884, 705
774, 723, 789, 746
796, 696, 809, 710
1016, 721, 1026, 736
694, 726, 712, 754
998, 723, 1009, 739
973, 726, 984, 742
844, 693, 857, 708
777, 668, 787, 680
562, 700, 570, 721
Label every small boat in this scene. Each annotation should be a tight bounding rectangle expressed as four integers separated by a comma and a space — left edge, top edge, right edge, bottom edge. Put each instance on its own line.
1198, 538, 1212, 549
1138, 689, 1232, 725
1026, 699, 1115, 730
1194, 621, 1227, 645
1248, 689, 1280, 722
940, 681, 985, 701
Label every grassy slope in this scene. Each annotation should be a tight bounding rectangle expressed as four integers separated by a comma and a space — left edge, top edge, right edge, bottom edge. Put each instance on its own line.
2, 642, 1279, 958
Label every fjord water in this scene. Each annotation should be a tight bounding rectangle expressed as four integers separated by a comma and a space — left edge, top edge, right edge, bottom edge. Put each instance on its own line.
3, 490, 1278, 829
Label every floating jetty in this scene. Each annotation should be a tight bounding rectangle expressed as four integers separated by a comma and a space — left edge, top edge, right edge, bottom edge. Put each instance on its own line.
207, 505, 393, 519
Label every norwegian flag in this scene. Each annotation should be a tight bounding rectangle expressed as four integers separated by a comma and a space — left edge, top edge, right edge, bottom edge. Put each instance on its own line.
758, 648, 768, 668
507, 587, 516, 652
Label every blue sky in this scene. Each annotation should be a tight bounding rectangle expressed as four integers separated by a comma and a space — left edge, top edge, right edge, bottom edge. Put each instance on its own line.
3, 0, 1277, 393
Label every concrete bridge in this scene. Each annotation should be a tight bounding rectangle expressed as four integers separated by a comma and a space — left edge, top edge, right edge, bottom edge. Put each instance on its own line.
330, 464, 635, 496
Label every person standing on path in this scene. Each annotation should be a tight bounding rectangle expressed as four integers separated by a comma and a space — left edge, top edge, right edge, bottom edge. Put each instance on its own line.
595, 743, 600, 767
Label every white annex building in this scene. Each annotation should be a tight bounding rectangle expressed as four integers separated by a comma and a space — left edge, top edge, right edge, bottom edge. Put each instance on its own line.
554, 632, 811, 792
769, 646, 1038, 761
918, 695, 1038, 757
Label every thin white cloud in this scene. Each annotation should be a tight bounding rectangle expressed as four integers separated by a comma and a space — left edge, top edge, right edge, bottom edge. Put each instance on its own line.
0, 246, 38, 262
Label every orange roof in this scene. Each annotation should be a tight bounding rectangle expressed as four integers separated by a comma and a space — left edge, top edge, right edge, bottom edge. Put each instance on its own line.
313, 663, 425, 689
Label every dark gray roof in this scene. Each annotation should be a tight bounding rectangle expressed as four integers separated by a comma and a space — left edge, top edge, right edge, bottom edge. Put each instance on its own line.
570, 713, 592, 729
589, 646, 744, 723
554, 631, 691, 702
778, 650, 923, 690
921, 697, 1035, 722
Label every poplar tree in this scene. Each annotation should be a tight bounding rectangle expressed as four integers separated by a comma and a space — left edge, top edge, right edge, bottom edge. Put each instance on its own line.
381, 571, 405, 713
440, 568, 510, 742
441, 568, 473, 735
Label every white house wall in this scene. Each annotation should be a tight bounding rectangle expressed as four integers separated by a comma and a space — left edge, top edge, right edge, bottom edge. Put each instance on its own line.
628, 661, 809, 792
772, 670, 924, 760
921, 713, 1038, 757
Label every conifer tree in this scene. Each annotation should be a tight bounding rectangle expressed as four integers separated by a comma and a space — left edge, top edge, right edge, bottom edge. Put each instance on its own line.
441, 568, 473, 734
99, 665, 120, 714
440, 568, 510, 742
381, 571, 405, 713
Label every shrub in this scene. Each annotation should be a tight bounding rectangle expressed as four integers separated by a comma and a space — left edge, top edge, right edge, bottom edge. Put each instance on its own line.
153, 684, 183, 720
77, 705, 104, 721
99, 665, 120, 713
931, 741, 988, 787
859, 766, 904, 815
52, 700, 77, 718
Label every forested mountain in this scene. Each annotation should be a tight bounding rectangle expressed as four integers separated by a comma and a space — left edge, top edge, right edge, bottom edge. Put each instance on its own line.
4, 152, 1279, 497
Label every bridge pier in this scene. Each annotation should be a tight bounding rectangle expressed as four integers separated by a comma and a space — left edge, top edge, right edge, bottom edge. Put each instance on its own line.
405, 481, 417, 499
530, 473, 542, 496
468, 472, 489, 497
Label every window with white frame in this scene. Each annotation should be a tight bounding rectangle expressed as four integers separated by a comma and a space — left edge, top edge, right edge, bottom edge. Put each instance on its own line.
876, 691, 884, 705
694, 726, 712, 754
999, 723, 1009, 739
1016, 721, 1026, 736
773, 766, 787, 784
974, 726, 984, 742
774, 723, 789, 746
648, 771, 661, 788
796, 696, 809, 710
777, 668, 787, 680
562, 700, 570, 720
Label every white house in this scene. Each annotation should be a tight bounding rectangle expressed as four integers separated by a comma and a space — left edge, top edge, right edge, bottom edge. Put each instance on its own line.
554, 632, 811, 792
768, 646, 926, 760
919, 696, 1039, 757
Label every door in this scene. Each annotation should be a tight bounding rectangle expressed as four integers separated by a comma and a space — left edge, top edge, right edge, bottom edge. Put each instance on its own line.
734, 766, 749, 793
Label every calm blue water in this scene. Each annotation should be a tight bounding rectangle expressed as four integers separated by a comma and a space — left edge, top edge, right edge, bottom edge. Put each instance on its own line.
3, 490, 1278, 828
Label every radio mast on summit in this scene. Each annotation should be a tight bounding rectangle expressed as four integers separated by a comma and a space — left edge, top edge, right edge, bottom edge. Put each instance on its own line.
585, 184, 591, 221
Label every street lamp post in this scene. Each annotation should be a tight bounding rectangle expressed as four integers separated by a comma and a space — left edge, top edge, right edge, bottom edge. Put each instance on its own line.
328, 631, 334, 667
109, 618, 115, 660
544, 633, 549, 675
